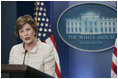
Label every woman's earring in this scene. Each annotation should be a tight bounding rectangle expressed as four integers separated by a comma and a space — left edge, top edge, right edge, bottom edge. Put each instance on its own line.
34, 33, 37, 38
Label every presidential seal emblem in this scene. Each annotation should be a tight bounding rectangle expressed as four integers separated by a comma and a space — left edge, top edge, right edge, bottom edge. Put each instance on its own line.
57, 3, 117, 52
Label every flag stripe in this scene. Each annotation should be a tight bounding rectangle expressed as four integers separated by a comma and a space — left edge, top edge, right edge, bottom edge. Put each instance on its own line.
46, 37, 61, 77
111, 38, 117, 78
45, 37, 61, 71
112, 62, 117, 74
111, 69, 117, 78
50, 35, 61, 78
112, 54, 117, 66
55, 62, 62, 78
50, 35, 58, 51
113, 46, 117, 57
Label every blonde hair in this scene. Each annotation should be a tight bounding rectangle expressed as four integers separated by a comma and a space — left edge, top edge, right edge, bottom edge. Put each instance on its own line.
15, 14, 38, 37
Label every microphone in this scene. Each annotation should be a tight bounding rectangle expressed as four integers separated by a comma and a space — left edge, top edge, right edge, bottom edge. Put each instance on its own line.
23, 50, 28, 65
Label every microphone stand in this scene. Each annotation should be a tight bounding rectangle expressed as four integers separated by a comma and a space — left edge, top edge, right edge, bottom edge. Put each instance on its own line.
23, 50, 27, 65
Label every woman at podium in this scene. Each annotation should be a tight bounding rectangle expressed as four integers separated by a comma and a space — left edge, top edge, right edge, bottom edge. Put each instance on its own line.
9, 15, 55, 77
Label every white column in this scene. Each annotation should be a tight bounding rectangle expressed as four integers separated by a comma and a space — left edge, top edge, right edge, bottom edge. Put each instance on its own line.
103, 21, 105, 33
106, 21, 108, 33
73, 22, 75, 33
66, 21, 68, 33
69, 22, 72, 33
111, 21, 113, 33
77, 22, 79, 33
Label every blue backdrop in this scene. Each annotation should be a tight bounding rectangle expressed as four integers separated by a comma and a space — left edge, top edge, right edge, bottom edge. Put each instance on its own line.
1, 1, 117, 78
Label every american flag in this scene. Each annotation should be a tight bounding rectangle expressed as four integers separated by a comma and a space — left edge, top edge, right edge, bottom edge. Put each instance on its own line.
111, 38, 117, 78
34, 1, 62, 78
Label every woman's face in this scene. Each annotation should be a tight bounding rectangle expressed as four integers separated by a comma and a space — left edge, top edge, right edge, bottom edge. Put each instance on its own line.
19, 23, 36, 45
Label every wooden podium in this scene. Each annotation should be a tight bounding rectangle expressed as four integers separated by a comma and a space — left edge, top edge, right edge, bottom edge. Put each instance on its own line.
1, 64, 54, 78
